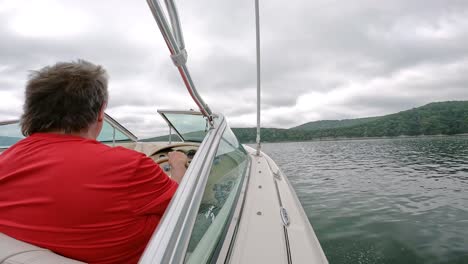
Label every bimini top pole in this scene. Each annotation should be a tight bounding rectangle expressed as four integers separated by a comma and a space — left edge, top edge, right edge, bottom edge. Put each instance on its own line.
255, 0, 261, 156
146, 0, 214, 127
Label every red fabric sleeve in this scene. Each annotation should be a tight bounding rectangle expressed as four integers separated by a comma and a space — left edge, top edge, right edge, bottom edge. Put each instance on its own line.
128, 155, 178, 216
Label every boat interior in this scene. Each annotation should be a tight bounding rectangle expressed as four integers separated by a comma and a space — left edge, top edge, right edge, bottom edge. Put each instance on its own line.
0, 110, 327, 264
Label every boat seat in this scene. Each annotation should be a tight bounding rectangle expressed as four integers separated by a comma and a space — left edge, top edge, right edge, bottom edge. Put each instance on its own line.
0, 233, 85, 264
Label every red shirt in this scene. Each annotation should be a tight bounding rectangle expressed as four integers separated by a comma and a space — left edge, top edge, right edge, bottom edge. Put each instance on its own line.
0, 133, 178, 263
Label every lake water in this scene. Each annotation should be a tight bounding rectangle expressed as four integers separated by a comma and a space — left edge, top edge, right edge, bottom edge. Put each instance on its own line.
261, 136, 468, 264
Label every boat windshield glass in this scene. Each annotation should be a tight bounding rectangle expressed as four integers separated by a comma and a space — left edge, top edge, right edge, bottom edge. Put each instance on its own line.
0, 122, 23, 149
97, 121, 132, 142
184, 127, 249, 263
0, 118, 132, 149
161, 112, 208, 142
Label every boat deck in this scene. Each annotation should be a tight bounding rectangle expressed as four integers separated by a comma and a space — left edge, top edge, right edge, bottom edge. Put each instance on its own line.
228, 146, 328, 264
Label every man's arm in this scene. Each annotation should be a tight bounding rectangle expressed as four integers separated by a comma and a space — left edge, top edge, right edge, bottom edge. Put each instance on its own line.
129, 154, 178, 216
168, 151, 188, 184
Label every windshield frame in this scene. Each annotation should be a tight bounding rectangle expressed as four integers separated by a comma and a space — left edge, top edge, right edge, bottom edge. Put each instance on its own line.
140, 113, 226, 263
103, 113, 138, 142
158, 109, 213, 143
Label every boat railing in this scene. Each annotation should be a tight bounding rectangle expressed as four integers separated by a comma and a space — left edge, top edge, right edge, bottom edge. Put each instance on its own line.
146, 0, 214, 126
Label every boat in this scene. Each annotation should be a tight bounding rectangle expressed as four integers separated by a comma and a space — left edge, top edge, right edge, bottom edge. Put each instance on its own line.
0, 0, 328, 263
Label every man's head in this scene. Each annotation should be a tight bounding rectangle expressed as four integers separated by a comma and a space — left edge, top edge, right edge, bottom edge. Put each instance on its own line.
20, 60, 108, 139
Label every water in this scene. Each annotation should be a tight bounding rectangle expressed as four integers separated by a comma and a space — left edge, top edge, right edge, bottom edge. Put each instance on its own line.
261, 136, 468, 264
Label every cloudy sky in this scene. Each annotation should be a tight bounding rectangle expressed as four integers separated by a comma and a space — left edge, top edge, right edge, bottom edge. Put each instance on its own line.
1, 0, 467, 137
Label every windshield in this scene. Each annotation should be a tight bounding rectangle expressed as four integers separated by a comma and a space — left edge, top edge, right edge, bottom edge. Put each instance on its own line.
0, 117, 134, 149
0, 122, 23, 149
97, 120, 133, 142
184, 127, 248, 263
160, 111, 209, 142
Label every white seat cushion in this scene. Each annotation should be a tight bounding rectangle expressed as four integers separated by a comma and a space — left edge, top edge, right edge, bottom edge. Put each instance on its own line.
0, 233, 85, 264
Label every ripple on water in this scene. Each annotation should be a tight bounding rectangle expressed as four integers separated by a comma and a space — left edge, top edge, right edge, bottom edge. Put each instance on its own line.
261, 136, 468, 264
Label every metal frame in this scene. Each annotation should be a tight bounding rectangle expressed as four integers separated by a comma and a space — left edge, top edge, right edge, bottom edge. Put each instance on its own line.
158, 111, 186, 142
164, 0, 185, 50
139, 114, 226, 264
104, 113, 138, 142
146, 0, 214, 126
157, 109, 204, 115
157, 109, 212, 143
140, 117, 253, 264
255, 0, 262, 156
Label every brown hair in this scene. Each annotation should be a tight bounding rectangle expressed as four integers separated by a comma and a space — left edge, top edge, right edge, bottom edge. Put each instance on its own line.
20, 60, 108, 136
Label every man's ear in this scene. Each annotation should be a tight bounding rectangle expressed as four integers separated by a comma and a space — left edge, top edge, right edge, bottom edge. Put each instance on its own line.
98, 104, 106, 122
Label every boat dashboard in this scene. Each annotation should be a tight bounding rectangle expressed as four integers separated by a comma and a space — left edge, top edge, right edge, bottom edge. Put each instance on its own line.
104, 141, 200, 176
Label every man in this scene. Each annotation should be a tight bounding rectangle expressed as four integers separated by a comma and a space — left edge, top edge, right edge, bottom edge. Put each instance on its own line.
0, 60, 187, 263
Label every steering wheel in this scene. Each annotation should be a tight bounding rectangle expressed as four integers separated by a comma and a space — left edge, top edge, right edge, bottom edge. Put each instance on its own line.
148, 142, 199, 167
155, 157, 169, 164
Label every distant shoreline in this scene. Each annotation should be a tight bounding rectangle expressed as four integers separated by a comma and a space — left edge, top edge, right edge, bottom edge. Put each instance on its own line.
235, 101, 468, 144
243, 133, 468, 144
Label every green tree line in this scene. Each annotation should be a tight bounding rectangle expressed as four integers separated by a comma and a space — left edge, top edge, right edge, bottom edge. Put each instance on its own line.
232, 101, 468, 143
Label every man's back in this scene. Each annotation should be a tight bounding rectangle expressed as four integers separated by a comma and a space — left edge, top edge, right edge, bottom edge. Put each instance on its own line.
0, 133, 178, 263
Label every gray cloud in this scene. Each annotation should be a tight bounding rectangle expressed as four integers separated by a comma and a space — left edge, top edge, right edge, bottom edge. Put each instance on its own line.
1, 0, 468, 136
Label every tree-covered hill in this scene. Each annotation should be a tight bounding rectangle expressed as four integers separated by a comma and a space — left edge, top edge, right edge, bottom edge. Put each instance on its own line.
290, 116, 380, 131
232, 101, 468, 143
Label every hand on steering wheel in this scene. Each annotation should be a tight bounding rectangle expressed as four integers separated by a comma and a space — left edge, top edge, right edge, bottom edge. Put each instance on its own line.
155, 157, 169, 164
168, 151, 189, 168
155, 150, 188, 167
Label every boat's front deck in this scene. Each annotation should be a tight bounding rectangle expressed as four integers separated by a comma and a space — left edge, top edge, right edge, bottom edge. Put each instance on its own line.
228, 146, 328, 264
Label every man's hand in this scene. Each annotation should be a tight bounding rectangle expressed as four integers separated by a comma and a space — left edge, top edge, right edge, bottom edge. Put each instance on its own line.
168, 151, 188, 183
